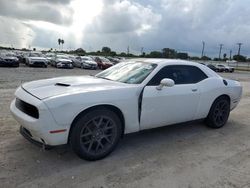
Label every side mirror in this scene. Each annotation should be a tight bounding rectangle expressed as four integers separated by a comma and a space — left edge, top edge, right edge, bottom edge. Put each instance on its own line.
156, 78, 175, 90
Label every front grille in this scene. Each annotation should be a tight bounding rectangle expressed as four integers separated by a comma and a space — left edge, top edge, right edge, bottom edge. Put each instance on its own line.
33, 61, 45, 66
15, 98, 39, 119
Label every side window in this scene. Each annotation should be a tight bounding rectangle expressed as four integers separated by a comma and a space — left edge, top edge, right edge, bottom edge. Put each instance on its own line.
147, 65, 208, 86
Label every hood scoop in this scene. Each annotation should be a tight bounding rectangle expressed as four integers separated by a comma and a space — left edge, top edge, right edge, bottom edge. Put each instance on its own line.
55, 83, 70, 87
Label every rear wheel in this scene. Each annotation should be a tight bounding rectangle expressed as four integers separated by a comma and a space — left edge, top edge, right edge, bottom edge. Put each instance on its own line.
70, 108, 122, 160
206, 96, 230, 128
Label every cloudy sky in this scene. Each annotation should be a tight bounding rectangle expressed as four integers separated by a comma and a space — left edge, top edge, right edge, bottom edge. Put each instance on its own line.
0, 0, 250, 57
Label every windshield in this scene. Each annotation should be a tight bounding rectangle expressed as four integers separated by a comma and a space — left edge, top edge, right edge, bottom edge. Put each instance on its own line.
82, 57, 92, 60
96, 61, 157, 84
57, 55, 69, 59
100, 57, 110, 62
30, 53, 42, 57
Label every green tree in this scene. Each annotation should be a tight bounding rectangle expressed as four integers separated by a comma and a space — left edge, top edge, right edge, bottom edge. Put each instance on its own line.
162, 48, 177, 58
58, 38, 61, 49
61, 39, 64, 50
177, 52, 188, 59
233, 55, 246, 62
102, 47, 111, 54
120, 52, 127, 56
189, 56, 200, 60
147, 51, 162, 58
110, 51, 117, 56
201, 56, 211, 60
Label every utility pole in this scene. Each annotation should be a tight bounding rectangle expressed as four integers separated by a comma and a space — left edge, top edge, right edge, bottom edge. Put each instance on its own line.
237, 43, 242, 55
219, 44, 223, 59
201, 41, 205, 58
127, 46, 130, 55
229, 50, 232, 60
141, 47, 144, 55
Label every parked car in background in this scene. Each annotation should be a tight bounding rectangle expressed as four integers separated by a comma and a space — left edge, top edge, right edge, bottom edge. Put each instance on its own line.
51, 54, 73, 69
10, 59, 242, 160
0, 56, 19, 67
216, 64, 234, 73
207, 64, 219, 72
93, 56, 113, 69
68, 55, 82, 67
75, 56, 98, 69
199, 62, 207, 66
215, 64, 226, 72
45, 53, 56, 65
24, 52, 48, 67
106, 57, 120, 64
0, 53, 19, 67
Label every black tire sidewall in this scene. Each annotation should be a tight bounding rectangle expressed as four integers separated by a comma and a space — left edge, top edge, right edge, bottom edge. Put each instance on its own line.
206, 97, 230, 128
70, 108, 122, 161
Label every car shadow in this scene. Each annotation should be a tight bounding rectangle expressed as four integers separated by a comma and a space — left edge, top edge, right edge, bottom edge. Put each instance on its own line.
10, 119, 242, 168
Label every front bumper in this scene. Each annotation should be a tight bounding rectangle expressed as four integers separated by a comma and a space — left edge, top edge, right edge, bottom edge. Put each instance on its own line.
30, 61, 47, 67
10, 87, 69, 146
57, 63, 73, 69
20, 126, 53, 149
82, 64, 97, 69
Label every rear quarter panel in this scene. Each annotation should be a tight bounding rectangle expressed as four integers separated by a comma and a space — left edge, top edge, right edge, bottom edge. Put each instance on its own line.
195, 77, 241, 119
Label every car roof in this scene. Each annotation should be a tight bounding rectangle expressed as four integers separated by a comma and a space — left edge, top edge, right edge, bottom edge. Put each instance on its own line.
129, 58, 200, 66
128, 58, 220, 78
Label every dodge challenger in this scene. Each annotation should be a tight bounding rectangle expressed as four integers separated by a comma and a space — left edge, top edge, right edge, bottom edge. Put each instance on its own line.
10, 59, 242, 160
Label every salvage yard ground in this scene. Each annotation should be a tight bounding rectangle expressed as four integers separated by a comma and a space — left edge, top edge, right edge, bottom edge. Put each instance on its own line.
0, 66, 250, 188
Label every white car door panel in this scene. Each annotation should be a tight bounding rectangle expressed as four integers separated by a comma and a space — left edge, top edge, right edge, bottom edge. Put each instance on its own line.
140, 84, 200, 130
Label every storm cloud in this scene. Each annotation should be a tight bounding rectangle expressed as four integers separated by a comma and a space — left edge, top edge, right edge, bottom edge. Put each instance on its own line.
0, 0, 250, 57
0, 0, 73, 25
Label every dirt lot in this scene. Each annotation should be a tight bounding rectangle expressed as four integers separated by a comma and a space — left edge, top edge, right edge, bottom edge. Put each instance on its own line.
0, 66, 250, 188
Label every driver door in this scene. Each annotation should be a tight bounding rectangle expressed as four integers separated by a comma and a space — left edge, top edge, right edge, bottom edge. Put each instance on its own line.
140, 65, 207, 130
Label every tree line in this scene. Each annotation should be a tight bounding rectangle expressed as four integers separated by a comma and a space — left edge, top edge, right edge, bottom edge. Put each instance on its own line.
1, 45, 249, 62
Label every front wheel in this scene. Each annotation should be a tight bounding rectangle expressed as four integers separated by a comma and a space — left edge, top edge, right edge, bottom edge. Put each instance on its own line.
206, 96, 230, 128
70, 108, 122, 160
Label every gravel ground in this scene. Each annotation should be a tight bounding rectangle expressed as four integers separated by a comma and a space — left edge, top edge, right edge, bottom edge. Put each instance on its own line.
0, 65, 250, 188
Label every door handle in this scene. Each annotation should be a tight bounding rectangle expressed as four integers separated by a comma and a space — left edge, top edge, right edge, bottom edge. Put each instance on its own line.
191, 88, 198, 92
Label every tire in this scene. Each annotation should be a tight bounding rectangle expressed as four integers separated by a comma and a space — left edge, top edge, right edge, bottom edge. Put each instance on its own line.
70, 108, 122, 161
206, 96, 230, 128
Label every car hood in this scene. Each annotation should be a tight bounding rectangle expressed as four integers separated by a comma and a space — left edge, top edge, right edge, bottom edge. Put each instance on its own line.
3, 56, 18, 60
83, 60, 97, 65
57, 58, 72, 63
29, 57, 47, 61
21, 76, 132, 100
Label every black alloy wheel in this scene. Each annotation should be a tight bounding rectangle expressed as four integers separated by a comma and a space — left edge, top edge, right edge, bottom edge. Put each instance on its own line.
206, 97, 230, 128
70, 108, 122, 160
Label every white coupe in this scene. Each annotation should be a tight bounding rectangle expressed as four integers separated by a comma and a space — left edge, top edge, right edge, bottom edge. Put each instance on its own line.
10, 59, 242, 160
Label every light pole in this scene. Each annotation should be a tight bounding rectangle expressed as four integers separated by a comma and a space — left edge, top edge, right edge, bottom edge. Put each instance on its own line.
219, 44, 223, 59
201, 41, 205, 58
